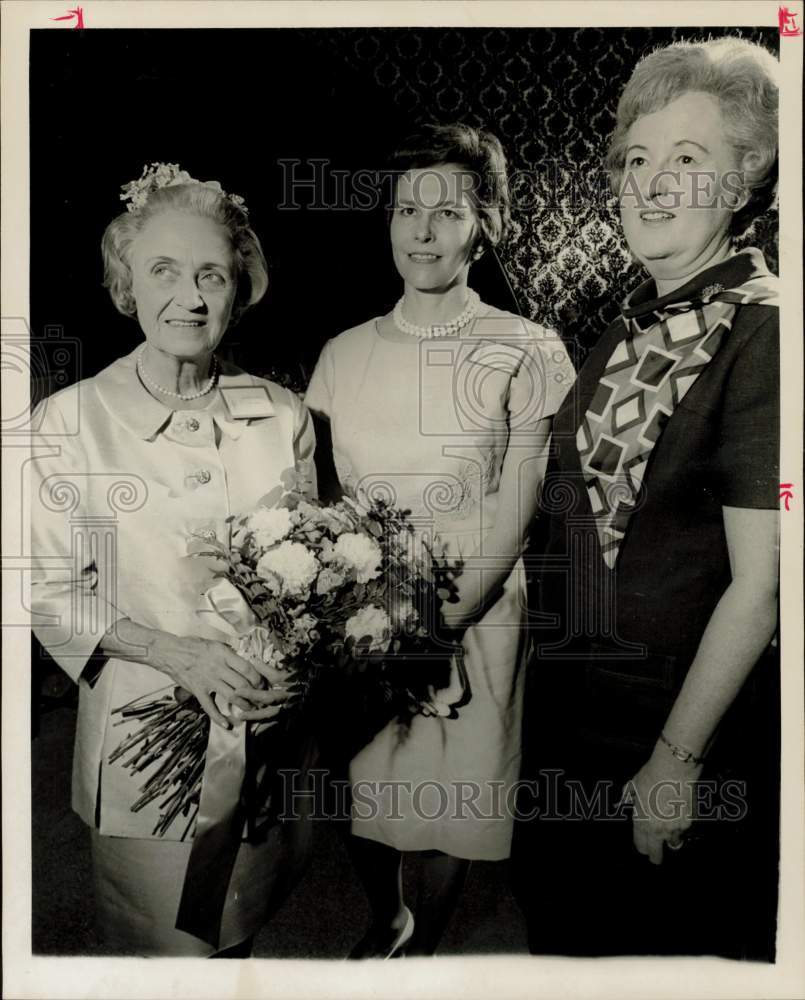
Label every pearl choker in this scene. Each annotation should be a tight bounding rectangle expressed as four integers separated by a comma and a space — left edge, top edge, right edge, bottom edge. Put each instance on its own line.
393, 289, 481, 339
137, 349, 219, 401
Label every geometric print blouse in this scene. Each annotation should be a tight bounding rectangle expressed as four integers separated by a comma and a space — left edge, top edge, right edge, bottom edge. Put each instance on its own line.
577, 248, 779, 567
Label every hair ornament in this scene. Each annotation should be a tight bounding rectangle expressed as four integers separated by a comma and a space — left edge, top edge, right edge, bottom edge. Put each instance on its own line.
120, 162, 248, 215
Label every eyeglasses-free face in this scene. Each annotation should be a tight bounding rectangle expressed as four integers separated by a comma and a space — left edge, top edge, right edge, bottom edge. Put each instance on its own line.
619, 91, 746, 290
129, 210, 238, 362
390, 163, 481, 294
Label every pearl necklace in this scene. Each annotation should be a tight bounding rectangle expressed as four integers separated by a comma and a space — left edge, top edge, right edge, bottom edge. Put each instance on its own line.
137, 349, 219, 401
393, 288, 481, 339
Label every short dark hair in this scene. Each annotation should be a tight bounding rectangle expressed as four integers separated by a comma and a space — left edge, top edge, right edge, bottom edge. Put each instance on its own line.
388, 123, 511, 247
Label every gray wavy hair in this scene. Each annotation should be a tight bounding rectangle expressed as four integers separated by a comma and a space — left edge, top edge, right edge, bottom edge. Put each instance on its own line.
606, 37, 779, 232
102, 183, 268, 323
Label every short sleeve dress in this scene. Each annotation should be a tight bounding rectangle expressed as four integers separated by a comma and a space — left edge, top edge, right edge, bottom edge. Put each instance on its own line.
305, 303, 575, 860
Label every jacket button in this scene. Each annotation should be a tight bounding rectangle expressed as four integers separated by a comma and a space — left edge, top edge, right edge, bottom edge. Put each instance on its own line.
195, 469, 211, 485
186, 418, 200, 432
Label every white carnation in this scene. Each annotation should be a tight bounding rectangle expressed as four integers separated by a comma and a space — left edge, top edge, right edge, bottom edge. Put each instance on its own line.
248, 506, 293, 550
256, 541, 320, 597
325, 532, 382, 583
345, 604, 391, 653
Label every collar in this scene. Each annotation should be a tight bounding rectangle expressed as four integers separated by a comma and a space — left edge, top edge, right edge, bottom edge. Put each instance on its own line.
622, 248, 773, 332
94, 347, 266, 441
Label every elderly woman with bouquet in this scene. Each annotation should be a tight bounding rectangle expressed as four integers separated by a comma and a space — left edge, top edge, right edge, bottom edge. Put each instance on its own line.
30, 164, 316, 956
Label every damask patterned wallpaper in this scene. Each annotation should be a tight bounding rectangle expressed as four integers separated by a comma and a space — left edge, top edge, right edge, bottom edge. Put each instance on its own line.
318, 26, 779, 359
28, 26, 780, 395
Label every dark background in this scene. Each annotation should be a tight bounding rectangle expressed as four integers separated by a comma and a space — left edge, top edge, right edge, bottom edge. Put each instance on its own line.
30, 25, 780, 956
30, 26, 778, 398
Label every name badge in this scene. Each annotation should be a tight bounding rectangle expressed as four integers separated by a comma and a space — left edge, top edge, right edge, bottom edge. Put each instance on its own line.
220, 386, 276, 420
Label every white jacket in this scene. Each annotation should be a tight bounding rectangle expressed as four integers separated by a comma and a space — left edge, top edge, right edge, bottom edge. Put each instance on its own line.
30, 348, 315, 839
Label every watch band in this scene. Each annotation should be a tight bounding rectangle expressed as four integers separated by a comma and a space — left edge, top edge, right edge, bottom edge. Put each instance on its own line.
659, 731, 705, 766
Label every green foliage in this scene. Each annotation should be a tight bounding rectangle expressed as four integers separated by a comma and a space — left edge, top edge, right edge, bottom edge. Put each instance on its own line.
188, 490, 465, 720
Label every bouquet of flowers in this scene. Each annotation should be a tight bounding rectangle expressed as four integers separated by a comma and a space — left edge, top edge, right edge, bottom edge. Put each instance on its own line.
109, 474, 464, 837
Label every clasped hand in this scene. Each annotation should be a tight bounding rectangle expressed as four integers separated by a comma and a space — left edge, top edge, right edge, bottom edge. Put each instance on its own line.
149, 633, 296, 729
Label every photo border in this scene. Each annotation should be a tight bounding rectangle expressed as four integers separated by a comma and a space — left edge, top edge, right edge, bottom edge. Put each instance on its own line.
2, 2, 802, 998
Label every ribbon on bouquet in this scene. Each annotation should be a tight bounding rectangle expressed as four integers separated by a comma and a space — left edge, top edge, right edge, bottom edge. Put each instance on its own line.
421, 645, 471, 718
174, 710, 247, 948
174, 579, 259, 949
196, 576, 258, 636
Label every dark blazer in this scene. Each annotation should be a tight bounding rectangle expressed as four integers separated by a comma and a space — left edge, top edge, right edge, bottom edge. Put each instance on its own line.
534, 254, 778, 676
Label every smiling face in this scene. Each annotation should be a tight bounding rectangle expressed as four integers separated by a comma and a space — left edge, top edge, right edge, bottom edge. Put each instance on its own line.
390, 164, 480, 293
619, 91, 744, 290
129, 210, 237, 360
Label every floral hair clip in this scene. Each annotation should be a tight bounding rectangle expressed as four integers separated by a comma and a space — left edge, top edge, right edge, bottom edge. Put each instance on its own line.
120, 162, 248, 215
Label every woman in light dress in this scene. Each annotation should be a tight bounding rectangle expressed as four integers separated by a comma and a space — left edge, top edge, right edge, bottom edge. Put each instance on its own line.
305, 124, 575, 956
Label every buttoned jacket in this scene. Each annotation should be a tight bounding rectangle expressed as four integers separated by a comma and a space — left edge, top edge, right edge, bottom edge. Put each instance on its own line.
30, 348, 315, 838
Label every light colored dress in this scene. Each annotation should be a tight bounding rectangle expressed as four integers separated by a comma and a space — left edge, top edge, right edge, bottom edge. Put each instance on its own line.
30, 347, 316, 954
305, 303, 575, 860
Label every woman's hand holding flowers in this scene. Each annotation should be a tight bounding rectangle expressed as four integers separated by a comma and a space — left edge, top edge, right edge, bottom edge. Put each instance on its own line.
146, 631, 266, 729
108, 492, 469, 837
231, 657, 301, 724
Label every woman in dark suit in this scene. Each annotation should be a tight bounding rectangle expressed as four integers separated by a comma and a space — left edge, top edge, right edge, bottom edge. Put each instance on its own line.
513, 37, 780, 958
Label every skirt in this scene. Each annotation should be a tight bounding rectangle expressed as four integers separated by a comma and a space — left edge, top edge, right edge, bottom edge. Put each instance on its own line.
91, 814, 312, 956
349, 558, 528, 861
510, 643, 780, 957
